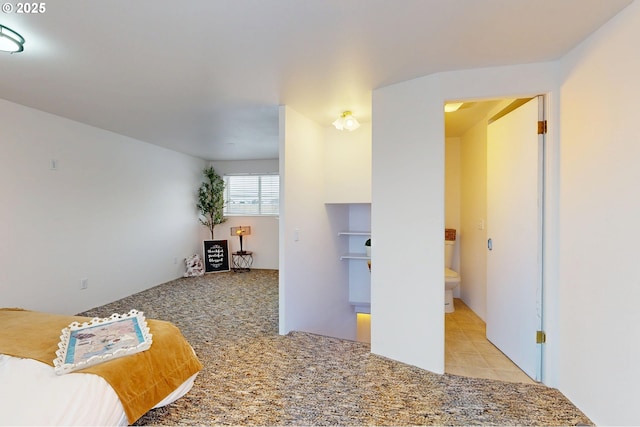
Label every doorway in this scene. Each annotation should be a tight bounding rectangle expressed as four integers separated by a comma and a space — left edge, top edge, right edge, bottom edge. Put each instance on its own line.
444, 96, 545, 382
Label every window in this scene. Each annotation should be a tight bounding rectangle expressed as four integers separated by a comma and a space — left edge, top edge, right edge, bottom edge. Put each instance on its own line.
223, 174, 280, 216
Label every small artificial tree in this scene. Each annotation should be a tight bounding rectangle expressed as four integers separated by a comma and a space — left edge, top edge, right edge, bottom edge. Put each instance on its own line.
197, 166, 227, 239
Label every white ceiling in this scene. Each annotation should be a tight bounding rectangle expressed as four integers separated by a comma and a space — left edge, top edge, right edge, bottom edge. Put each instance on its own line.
0, 0, 633, 160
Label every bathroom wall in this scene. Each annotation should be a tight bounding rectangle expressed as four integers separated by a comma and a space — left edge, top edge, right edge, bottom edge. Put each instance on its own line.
445, 137, 461, 232
459, 119, 488, 320
444, 136, 461, 294
457, 100, 514, 321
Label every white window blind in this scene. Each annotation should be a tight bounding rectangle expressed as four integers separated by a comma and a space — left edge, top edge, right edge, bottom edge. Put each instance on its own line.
223, 174, 280, 215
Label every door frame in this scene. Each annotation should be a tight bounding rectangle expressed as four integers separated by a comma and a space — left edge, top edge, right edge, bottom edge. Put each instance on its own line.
444, 93, 556, 384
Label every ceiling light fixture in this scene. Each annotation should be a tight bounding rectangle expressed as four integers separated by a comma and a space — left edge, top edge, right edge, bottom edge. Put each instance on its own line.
444, 102, 463, 113
0, 24, 25, 53
333, 111, 360, 131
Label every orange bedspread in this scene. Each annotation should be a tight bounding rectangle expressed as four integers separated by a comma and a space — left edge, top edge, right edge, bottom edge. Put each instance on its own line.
0, 308, 202, 424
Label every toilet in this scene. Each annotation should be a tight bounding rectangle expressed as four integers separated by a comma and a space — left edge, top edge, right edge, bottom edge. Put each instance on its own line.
444, 229, 461, 313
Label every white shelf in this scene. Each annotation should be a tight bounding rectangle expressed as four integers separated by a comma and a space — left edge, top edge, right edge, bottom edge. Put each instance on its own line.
340, 253, 371, 260
349, 300, 371, 314
338, 231, 371, 236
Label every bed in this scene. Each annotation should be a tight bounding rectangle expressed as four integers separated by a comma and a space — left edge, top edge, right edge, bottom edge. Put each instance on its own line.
0, 308, 203, 426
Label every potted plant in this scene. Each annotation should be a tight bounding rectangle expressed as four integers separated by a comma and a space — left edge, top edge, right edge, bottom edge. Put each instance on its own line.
197, 166, 229, 272
197, 166, 226, 239
365, 238, 371, 257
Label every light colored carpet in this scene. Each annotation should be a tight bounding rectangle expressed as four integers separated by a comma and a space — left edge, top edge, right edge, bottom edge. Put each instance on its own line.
79, 269, 592, 426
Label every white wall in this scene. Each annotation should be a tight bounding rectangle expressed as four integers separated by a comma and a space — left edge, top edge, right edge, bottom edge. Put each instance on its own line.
325, 123, 372, 203
210, 160, 279, 269
459, 121, 488, 319
0, 99, 207, 315
445, 136, 461, 291
279, 106, 355, 340
457, 99, 514, 321
372, 76, 445, 372
445, 137, 461, 233
557, 2, 640, 425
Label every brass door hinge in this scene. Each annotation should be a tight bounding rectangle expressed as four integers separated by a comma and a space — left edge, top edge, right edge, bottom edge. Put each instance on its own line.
537, 120, 547, 135
536, 330, 546, 344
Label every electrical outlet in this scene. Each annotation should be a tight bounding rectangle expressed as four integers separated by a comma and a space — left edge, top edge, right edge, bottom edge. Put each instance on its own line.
80, 278, 88, 290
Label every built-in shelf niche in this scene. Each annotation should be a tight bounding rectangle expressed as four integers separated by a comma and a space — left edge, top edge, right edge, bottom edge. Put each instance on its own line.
333, 205, 371, 314
338, 231, 371, 260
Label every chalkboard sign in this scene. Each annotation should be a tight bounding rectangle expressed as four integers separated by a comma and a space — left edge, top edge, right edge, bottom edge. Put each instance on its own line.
203, 240, 230, 273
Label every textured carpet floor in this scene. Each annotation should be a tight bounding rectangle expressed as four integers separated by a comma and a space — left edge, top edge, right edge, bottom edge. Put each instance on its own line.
79, 270, 592, 426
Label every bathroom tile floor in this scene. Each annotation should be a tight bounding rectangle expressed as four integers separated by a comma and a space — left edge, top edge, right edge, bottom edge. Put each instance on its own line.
445, 298, 536, 384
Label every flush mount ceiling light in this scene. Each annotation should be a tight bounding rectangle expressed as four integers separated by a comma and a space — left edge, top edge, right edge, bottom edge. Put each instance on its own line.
333, 111, 360, 131
444, 102, 463, 113
0, 24, 25, 53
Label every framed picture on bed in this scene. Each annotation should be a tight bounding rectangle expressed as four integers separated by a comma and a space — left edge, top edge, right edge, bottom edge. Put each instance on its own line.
53, 309, 152, 375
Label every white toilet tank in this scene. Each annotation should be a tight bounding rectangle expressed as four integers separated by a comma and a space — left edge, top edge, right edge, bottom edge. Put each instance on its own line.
445, 240, 456, 268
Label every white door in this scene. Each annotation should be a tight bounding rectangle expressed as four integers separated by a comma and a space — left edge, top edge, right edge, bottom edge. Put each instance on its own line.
486, 96, 544, 381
